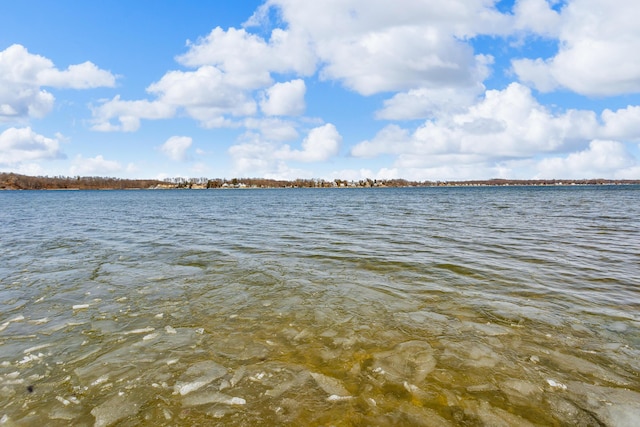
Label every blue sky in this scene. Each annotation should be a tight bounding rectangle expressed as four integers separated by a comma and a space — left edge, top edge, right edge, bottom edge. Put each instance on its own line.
1, 0, 640, 181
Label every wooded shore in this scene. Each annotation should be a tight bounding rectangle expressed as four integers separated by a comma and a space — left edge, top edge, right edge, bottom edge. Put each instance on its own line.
1, 172, 638, 190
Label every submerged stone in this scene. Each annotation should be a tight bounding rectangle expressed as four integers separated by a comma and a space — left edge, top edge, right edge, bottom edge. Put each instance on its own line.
310, 372, 350, 397
265, 370, 310, 398
182, 391, 246, 407
463, 400, 537, 427
91, 393, 140, 427
566, 382, 640, 427
499, 379, 543, 406
371, 340, 436, 384
173, 360, 228, 396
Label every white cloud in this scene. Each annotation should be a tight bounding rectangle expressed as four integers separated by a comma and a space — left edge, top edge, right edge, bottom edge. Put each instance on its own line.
536, 140, 638, 178
260, 79, 306, 116
93, 65, 257, 131
277, 123, 342, 162
513, 0, 562, 37
178, 27, 316, 81
513, 0, 640, 95
87, 1, 509, 132
512, 58, 557, 92
2, 162, 48, 176
91, 22, 319, 132
159, 136, 192, 161
148, 66, 257, 123
261, 0, 510, 43
600, 106, 640, 141
0, 127, 63, 165
350, 124, 410, 158
375, 84, 486, 120
0, 44, 116, 122
228, 137, 280, 176
74, 1, 640, 182
243, 118, 299, 141
354, 83, 599, 160
70, 155, 122, 176
352, 83, 640, 179
229, 124, 342, 176
91, 96, 175, 132
254, 0, 507, 96
37, 61, 116, 89
0, 85, 54, 121
318, 26, 483, 95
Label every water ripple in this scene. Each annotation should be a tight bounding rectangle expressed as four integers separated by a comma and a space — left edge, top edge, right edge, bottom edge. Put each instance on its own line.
0, 186, 639, 425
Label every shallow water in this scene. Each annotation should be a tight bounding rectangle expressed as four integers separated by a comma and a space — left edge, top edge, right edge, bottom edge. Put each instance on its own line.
0, 186, 639, 426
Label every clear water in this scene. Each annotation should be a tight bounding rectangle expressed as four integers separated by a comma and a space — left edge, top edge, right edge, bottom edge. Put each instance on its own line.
0, 187, 639, 426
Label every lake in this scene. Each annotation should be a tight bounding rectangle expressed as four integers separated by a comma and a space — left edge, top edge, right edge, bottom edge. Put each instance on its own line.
0, 186, 639, 426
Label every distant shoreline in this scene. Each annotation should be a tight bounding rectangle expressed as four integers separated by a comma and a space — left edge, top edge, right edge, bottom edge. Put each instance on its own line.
1, 172, 638, 190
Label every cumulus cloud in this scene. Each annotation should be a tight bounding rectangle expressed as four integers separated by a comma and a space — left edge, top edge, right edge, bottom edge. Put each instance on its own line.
159, 136, 192, 161
0, 44, 116, 122
354, 83, 598, 160
352, 83, 640, 179
91, 96, 175, 132
260, 80, 306, 116
375, 84, 486, 120
600, 106, 640, 141
243, 118, 299, 141
93, 0, 514, 131
91, 23, 319, 131
2, 162, 48, 176
78, 0, 640, 181
92, 65, 263, 130
92, 64, 259, 131
229, 124, 342, 176
178, 27, 316, 80
277, 123, 342, 162
253, 0, 508, 96
92, 0, 569, 135
228, 137, 279, 176
37, 61, 116, 89
148, 66, 258, 124
536, 140, 638, 178
0, 127, 63, 165
70, 155, 122, 176
512, 0, 562, 37
350, 124, 410, 158
513, 0, 640, 95
317, 26, 485, 95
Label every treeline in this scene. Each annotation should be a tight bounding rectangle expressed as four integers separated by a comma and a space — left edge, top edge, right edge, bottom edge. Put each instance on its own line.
0, 173, 164, 190
182, 177, 415, 188
1, 172, 639, 190
437, 178, 640, 186
173, 177, 640, 188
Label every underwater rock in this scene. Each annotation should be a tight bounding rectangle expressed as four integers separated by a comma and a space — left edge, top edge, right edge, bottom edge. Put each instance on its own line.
547, 351, 630, 386
265, 370, 310, 398
182, 391, 246, 407
174, 360, 227, 396
210, 333, 269, 361
463, 400, 537, 427
499, 379, 542, 406
310, 372, 350, 397
566, 382, 640, 427
91, 392, 140, 427
371, 340, 436, 384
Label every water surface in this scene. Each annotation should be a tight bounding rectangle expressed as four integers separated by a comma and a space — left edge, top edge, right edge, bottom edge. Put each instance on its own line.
1, 186, 639, 426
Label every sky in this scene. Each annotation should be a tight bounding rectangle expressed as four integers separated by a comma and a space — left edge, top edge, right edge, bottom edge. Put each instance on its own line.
1, 0, 640, 181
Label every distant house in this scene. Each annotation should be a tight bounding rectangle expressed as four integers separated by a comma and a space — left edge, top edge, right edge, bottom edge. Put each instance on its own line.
154, 183, 176, 189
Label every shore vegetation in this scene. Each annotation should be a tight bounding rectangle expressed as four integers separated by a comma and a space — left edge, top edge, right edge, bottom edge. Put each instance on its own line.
1, 172, 638, 190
